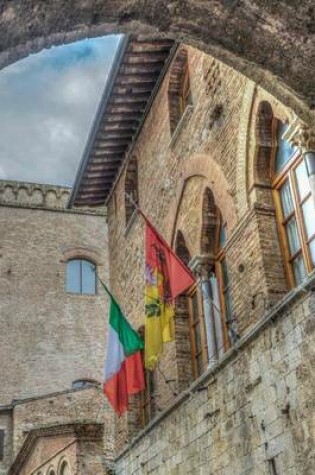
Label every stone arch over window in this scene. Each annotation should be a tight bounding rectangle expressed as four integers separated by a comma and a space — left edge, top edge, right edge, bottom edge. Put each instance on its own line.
168, 48, 191, 135
125, 155, 139, 225
61, 247, 102, 266
165, 154, 237, 247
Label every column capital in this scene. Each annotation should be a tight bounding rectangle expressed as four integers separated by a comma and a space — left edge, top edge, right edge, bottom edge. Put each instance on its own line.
283, 117, 315, 152
189, 254, 214, 278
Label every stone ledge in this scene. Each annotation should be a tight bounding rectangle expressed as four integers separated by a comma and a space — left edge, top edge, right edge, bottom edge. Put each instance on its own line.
115, 271, 315, 462
0, 180, 105, 215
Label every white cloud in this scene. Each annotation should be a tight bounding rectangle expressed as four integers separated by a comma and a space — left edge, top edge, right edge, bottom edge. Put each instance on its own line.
0, 35, 121, 186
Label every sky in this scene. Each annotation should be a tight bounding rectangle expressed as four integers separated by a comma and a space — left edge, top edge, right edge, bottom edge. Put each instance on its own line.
0, 35, 121, 187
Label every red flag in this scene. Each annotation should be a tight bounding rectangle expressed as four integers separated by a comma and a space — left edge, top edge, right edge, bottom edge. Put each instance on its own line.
145, 221, 196, 369
146, 222, 195, 299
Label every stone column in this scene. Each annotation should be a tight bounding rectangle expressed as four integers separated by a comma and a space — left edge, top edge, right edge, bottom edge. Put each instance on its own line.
285, 118, 315, 204
189, 255, 224, 367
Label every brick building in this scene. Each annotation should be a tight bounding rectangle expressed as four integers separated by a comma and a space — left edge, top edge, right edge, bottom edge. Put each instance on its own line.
71, 37, 315, 474
1, 35, 315, 474
0, 181, 112, 474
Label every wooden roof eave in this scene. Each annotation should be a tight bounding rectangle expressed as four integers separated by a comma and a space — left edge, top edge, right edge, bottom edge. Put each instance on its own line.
67, 35, 130, 208
68, 37, 177, 208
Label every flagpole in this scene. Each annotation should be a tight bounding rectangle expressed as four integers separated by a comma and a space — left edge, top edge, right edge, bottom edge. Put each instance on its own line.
125, 193, 196, 281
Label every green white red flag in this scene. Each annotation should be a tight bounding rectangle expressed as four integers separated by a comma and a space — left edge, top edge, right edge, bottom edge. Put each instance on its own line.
101, 281, 145, 415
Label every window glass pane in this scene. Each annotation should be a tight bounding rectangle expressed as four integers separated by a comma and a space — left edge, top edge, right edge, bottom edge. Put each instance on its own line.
81, 260, 96, 294
285, 218, 301, 256
191, 293, 200, 323
224, 289, 233, 321
194, 322, 202, 355
295, 160, 310, 201
219, 224, 227, 248
309, 239, 315, 266
275, 122, 298, 174
221, 259, 229, 288
280, 181, 294, 218
0, 430, 4, 461
302, 197, 315, 239
292, 255, 307, 285
66, 260, 81, 293
196, 352, 204, 375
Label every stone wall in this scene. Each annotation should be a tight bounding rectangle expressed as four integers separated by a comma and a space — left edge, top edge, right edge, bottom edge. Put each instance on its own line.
0, 411, 13, 475
0, 0, 314, 119
115, 288, 315, 474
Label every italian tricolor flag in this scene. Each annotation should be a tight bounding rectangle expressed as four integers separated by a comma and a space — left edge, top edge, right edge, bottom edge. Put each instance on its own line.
102, 283, 145, 415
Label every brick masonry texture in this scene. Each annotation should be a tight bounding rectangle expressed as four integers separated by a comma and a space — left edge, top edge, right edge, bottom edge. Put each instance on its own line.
0, 181, 110, 474
105, 45, 315, 472
0, 0, 314, 120
1, 42, 315, 474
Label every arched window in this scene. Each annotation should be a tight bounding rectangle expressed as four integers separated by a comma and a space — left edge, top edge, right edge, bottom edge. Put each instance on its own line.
272, 120, 315, 287
168, 48, 191, 135
125, 155, 139, 225
59, 461, 70, 475
187, 188, 232, 378
66, 259, 96, 295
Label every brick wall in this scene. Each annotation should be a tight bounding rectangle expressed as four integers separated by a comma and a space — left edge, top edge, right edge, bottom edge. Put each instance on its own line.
0, 181, 110, 473
105, 43, 314, 472
0, 181, 108, 405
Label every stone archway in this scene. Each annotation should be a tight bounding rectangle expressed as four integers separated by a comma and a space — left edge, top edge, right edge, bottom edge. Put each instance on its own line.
0, 0, 314, 122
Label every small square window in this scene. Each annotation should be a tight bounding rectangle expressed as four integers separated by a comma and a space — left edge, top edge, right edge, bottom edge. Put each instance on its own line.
66, 259, 96, 295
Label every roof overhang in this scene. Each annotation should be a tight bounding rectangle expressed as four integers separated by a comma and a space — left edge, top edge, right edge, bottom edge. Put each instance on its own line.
68, 35, 176, 208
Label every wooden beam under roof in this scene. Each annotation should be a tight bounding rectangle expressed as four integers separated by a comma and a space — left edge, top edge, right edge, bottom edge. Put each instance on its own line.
68, 36, 176, 208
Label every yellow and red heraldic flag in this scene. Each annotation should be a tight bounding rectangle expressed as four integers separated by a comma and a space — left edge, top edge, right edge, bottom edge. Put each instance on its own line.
145, 222, 196, 369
